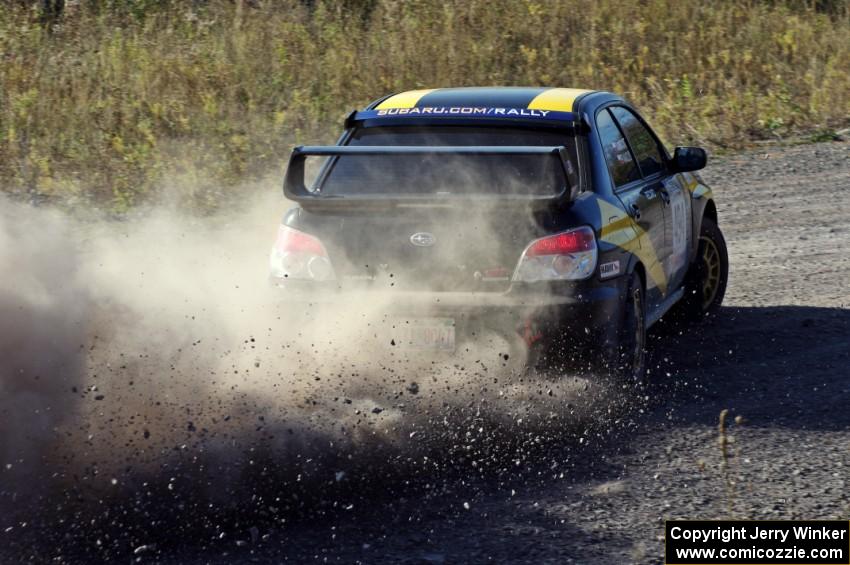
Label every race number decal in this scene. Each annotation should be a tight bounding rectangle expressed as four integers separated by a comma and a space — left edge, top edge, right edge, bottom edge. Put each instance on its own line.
669, 183, 689, 273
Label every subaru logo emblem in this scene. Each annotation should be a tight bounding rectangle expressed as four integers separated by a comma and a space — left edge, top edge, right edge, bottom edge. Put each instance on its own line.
410, 232, 436, 247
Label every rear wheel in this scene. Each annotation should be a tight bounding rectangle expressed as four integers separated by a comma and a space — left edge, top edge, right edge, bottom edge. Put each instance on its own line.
603, 271, 647, 385
678, 217, 728, 320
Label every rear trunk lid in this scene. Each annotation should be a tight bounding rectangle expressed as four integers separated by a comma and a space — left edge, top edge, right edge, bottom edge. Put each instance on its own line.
281, 126, 583, 294
298, 205, 540, 292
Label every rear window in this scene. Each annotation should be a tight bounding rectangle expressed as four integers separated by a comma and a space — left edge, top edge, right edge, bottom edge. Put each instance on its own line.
314, 126, 578, 197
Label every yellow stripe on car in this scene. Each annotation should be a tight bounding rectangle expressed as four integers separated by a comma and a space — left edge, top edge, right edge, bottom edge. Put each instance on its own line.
597, 198, 668, 295
692, 185, 711, 199
681, 172, 712, 199
375, 89, 438, 109
527, 88, 593, 112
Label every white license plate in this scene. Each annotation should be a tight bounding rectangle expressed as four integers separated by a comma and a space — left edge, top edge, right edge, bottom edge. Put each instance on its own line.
394, 318, 455, 351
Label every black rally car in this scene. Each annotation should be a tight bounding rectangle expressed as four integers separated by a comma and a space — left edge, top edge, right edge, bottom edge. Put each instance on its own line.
271, 87, 729, 381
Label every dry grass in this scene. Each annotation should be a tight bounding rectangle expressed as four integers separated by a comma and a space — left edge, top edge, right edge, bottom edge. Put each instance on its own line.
2, 0, 849, 212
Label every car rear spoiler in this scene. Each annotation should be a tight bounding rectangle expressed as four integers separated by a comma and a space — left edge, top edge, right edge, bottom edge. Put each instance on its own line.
282, 145, 579, 210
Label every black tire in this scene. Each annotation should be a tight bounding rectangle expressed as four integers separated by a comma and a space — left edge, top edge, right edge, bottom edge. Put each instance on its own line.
678, 217, 729, 320
603, 270, 647, 385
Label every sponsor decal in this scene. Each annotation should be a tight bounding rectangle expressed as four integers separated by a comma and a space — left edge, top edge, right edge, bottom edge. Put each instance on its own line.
599, 260, 621, 279
374, 107, 554, 117
353, 107, 577, 124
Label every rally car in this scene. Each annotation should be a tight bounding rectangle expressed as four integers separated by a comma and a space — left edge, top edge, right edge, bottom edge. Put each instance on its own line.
271, 87, 728, 382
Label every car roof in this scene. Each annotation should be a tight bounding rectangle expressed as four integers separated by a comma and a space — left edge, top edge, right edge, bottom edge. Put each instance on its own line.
367, 87, 608, 113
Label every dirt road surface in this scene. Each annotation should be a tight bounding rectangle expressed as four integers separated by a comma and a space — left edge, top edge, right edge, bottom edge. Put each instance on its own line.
7, 141, 850, 563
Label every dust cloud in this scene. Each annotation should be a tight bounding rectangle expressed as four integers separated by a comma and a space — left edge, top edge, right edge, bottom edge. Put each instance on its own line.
0, 187, 617, 544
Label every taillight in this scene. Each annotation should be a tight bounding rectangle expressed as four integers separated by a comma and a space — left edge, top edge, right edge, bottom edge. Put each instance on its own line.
269, 225, 335, 281
512, 226, 597, 282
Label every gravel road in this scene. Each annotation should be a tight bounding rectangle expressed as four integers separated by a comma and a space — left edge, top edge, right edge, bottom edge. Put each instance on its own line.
7, 141, 850, 563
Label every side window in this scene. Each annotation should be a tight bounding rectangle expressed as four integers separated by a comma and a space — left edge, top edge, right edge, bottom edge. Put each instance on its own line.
596, 109, 640, 187
610, 107, 664, 177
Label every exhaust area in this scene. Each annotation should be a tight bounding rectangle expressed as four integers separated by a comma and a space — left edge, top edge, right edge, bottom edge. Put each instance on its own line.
0, 193, 624, 557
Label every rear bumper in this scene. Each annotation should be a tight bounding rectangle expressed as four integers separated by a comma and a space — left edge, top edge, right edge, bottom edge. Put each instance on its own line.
275, 277, 627, 347
279, 288, 580, 310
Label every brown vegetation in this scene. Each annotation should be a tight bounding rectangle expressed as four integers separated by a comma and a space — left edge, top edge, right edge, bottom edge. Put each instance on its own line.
1, 1, 848, 212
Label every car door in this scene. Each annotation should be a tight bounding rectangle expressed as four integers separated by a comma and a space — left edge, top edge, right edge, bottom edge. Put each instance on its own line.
596, 107, 668, 309
609, 106, 692, 292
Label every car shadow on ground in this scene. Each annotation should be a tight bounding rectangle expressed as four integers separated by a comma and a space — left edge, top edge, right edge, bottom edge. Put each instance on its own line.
649, 304, 850, 431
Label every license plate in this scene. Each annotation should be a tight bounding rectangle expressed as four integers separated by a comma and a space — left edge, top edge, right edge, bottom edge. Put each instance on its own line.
394, 318, 455, 351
